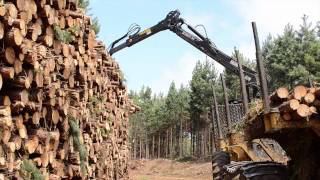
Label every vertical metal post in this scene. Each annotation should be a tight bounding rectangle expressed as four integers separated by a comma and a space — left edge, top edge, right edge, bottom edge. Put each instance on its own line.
252, 22, 270, 113
212, 85, 223, 139
235, 49, 249, 114
220, 74, 231, 132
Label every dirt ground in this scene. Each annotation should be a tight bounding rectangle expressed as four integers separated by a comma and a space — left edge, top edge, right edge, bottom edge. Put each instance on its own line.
129, 159, 212, 180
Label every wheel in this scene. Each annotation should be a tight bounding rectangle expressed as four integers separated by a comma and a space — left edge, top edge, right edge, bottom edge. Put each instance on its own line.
241, 161, 288, 180
212, 151, 230, 180
224, 161, 288, 180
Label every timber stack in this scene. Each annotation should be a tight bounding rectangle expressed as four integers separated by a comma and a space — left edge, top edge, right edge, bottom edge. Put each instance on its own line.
247, 85, 320, 121
270, 85, 320, 121
0, 0, 135, 179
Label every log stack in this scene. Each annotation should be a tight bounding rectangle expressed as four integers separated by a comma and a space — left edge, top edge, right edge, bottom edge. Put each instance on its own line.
270, 85, 320, 121
0, 0, 136, 179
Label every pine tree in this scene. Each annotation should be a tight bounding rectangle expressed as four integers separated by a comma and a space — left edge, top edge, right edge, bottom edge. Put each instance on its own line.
263, 16, 320, 90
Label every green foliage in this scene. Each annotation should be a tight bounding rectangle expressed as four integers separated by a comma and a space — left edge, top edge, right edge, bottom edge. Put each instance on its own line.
189, 59, 218, 127
69, 25, 80, 35
69, 116, 88, 175
91, 17, 101, 35
77, 0, 100, 35
129, 84, 190, 145
262, 15, 320, 90
78, 0, 90, 11
20, 160, 44, 180
53, 25, 74, 44
224, 52, 255, 101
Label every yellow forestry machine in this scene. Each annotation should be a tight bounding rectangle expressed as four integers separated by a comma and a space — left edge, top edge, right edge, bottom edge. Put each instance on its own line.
109, 10, 320, 180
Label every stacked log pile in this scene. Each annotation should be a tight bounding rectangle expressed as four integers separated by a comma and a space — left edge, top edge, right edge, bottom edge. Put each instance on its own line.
0, 0, 135, 179
270, 85, 320, 121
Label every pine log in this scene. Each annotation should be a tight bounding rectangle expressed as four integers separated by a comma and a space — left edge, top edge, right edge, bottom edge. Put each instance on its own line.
0, 22, 4, 39
270, 87, 289, 104
25, 135, 39, 153
5, 3, 18, 19
304, 92, 315, 104
292, 85, 308, 101
4, 47, 16, 65
292, 104, 310, 120
0, 67, 14, 80
6, 28, 23, 46
0, 96, 11, 106
279, 99, 300, 112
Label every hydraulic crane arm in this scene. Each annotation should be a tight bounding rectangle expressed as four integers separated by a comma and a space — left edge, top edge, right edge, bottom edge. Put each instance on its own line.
109, 10, 257, 83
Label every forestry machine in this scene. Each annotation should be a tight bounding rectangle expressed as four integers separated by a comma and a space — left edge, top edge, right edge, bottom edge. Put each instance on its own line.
109, 10, 289, 179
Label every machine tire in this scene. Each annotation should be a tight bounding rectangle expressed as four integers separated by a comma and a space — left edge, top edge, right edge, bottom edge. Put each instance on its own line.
225, 161, 288, 180
212, 151, 230, 180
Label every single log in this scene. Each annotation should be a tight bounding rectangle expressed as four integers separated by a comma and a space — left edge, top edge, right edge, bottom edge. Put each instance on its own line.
2, 128, 11, 144
292, 104, 310, 120
0, 106, 11, 117
304, 92, 315, 104
0, 67, 14, 80
6, 142, 15, 153
53, 40, 62, 55
25, 135, 39, 154
279, 99, 300, 112
0, 74, 2, 90
41, 151, 49, 167
0, 116, 12, 128
48, 108, 59, 124
0, 96, 11, 106
13, 60, 23, 74
6, 28, 23, 46
32, 111, 41, 125
308, 106, 317, 116
62, 43, 70, 57
53, 0, 66, 10
14, 115, 23, 129
5, 3, 18, 19
293, 85, 308, 101
35, 71, 44, 88
270, 87, 289, 104
0, 6, 5, 16
4, 47, 16, 65
18, 125, 27, 138
0, 22, 4, 39
13, 136, 21, 150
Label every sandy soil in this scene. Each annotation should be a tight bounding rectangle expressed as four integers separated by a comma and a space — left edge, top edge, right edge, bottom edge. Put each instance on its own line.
129, 159, 212, 180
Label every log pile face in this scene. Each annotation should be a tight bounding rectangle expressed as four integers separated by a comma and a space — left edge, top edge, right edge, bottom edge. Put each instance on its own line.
270, 85, 320, 121
0, 0, 134, 179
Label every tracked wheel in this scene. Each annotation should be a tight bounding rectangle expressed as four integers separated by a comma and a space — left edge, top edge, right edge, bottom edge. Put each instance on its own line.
224, 161, 288, 180
212, 151, 230, 180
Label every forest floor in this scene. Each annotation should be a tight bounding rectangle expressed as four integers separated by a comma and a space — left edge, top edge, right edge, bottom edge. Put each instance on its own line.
129, 158, 212, 180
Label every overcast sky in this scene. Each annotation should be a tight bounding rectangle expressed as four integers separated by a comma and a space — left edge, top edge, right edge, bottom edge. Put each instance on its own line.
90, 0, 320, 94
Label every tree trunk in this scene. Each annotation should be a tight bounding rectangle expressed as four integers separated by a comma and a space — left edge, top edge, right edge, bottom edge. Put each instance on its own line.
170, 127, 173, 158
139, 138, 142, 159
158, 132, 160, 158
165, 130, 168, 158
179, 118, 183, 158
133, 133, 137, 159
146, 136, 149, 159
152, 135, 155, 159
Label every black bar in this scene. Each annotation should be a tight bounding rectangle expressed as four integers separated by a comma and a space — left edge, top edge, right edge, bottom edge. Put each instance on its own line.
212, 85, 223, 139
220, 74, 231, 131
235, 49, 249, 113
252, 22, 270, 113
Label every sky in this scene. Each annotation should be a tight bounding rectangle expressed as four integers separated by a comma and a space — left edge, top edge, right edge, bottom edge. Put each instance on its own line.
89, 0, 320, 94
